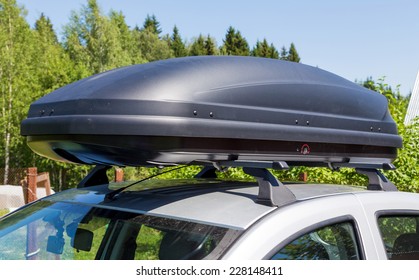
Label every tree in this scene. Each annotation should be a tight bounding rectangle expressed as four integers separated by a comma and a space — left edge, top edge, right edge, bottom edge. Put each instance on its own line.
204, 35, 218, 55
287, 43, 300, 62
34, 14, 81, 93
35, 13, 57, 45
188, 34, 218, 56
251, 39, 279, 59
280, 46, 288, 60
63, 0, 130, 74
359, 78, 418, 191
142, 14, 162, 37
134, 27, 173, 62
0, 0, 36, 182
188, 34, 206, 56
169, 25, 187, 57
109, 10, 142, 64
220, 26, 249, 56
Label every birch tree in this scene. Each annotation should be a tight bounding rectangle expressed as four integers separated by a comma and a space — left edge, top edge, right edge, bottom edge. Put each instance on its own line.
0, 0, 34, 183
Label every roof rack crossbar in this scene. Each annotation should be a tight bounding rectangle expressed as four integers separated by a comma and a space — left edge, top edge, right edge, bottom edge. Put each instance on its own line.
243, 167, 296, 207
355, 168, 398, 192
192, 160, 290, 170
78, 165, 111, 188
219, 160, 290, 170
331, 162, 396, 170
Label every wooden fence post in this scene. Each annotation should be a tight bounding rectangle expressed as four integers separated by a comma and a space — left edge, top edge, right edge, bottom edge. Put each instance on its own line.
37, 172, 52, 196
26, 167, 38, 203
299, 172, 308, 182
115, 168, 124, 182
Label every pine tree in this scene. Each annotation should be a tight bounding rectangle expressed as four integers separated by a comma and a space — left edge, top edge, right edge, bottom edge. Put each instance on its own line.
287, 43, 300, 62
142, 14, 162, 37
251, 39, 279, 59
280, 46, 288, 60
169, 25, 187, 57
204, 35, 218, 55
220, 26, 249, 56
35, 13, 58, 45
268, 43, 279, 59
189, 34, 206, 56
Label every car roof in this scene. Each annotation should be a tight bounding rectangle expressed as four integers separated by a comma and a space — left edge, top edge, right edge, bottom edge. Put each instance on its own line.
44, 179, 368, 230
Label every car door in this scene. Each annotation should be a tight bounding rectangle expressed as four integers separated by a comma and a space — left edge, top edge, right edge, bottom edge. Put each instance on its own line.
355, 191, 419, 260
222, 193, 380, 260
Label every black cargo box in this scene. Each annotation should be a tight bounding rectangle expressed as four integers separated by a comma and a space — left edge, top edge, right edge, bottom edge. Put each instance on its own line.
21, 56, 402, 167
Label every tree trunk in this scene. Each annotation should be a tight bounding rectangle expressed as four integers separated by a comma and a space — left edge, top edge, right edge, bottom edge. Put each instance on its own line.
3, 13, 14, 185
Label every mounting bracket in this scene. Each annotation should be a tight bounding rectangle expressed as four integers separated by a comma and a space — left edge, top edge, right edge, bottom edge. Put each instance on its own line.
195, 166, 218, 179
355, 168, 398, 191
243, 167, 296, 207
78, 165, 111, 188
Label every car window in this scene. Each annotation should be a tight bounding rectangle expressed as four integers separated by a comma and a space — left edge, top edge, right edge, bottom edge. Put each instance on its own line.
377, 215, 419, 260
0, 200, 239, 260
271, 222, 361, 260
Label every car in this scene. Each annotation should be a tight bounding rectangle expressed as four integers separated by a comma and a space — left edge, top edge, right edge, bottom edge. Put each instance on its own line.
0, 165, 418, 260
1, 56, 417, 260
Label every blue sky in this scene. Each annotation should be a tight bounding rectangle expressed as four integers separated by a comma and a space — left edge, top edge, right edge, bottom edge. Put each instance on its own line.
18, 0, 419, 96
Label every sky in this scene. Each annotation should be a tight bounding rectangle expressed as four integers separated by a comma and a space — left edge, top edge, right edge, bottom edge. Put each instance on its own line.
17, 0, 419, 96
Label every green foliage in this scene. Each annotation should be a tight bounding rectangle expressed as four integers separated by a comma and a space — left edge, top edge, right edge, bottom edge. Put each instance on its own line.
142, 14, 162, 37
386, 120, 419, 192
63, 0, 133, 73
189, 34, 206, 56
220, 26, 250, 56
109, 10, 143, 65
169, 25, 187, 57
286, 43, 300, 62
0, 0, 37, 174
34, 14, 82, 95
134, 28, 173, 62
251, 39, 279, 59
361, 77, 418, 192
189, 34, 218, 56
8, 0, 417, 194
279, 44, 301, 62
204, 35, 218, 55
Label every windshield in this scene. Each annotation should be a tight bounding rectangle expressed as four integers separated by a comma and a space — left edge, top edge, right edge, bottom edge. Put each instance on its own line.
0, 200, 239, 260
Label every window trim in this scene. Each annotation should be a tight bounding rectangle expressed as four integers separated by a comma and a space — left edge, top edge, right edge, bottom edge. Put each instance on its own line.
264, 215, 365, 260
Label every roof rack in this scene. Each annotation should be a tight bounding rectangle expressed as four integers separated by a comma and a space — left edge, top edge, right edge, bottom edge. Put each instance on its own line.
79, 159, 398, 206
194, 159, 398, 206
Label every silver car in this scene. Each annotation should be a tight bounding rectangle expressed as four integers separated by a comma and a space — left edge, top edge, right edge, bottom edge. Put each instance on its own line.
0, 165, 418, 260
